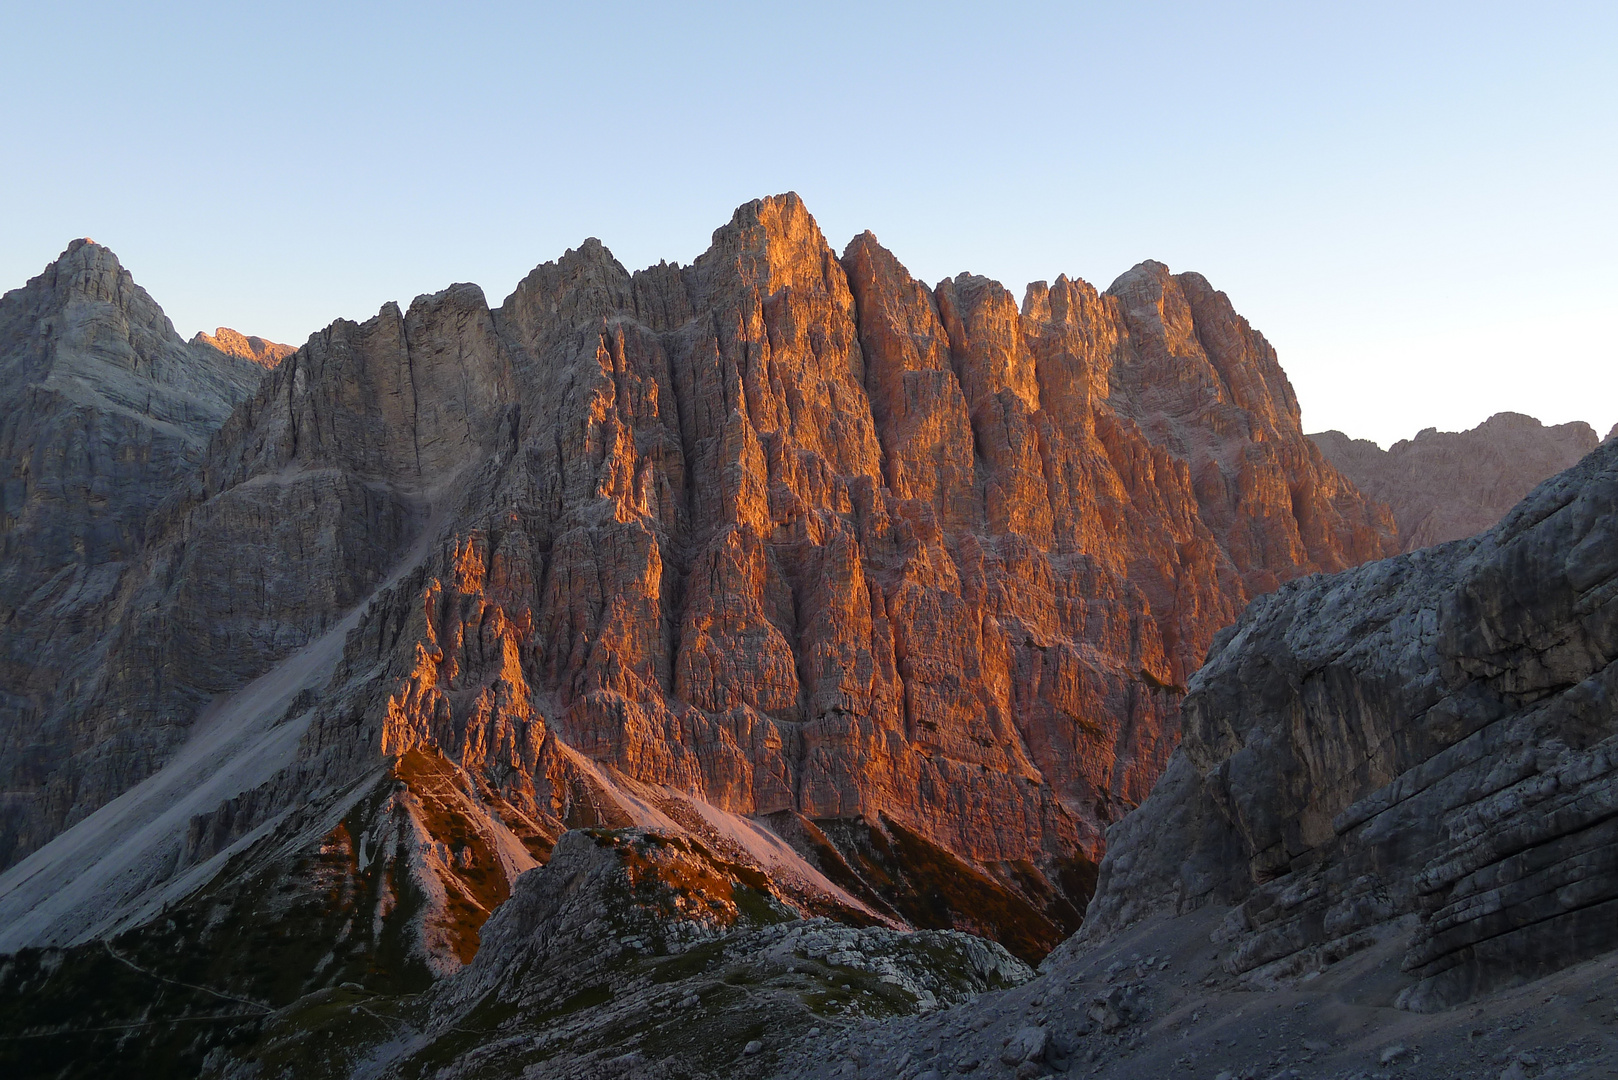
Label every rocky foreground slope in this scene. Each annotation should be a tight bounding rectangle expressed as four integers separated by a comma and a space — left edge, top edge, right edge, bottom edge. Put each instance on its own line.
1312, 412, 1598, 551
796, 415, 1618, 1080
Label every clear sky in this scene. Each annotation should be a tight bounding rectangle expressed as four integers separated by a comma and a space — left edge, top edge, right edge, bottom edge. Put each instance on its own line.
3, 2, 1614, 446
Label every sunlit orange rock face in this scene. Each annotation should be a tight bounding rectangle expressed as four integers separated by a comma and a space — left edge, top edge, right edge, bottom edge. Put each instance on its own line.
0, 196, 1395, 951
191, 326, 296, 368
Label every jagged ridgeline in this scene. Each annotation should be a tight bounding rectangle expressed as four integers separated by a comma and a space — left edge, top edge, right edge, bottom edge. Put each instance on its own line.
0, 195, 1394, 1074
1312, 412, 1602, 552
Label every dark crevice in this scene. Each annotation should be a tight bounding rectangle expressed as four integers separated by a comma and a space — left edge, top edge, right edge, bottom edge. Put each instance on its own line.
400, 311, 423, 480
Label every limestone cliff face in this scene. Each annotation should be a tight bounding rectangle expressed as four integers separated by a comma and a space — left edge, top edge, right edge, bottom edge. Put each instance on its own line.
0, 196, 1395, 960
1084, 438, 1618, 1008
0, 240, 266, 866
1312, 411, 1598, 551
191, 327, 296, 368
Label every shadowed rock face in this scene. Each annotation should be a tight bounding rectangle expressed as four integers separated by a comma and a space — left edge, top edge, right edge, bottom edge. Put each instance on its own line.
1312, 411, 1598, 551
0, 240, 267, 867
0, 195, 1395, 963
1084, 436, 1618, 1009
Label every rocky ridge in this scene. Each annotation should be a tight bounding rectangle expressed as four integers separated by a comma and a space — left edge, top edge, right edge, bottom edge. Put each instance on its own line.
264, 828, 1031, 1080
1312, 411, 1598, 551
0, 824, 1031, 1079
191, 326, 296, 368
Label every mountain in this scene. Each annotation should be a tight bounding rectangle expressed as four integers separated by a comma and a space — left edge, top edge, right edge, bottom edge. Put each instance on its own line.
191, 327, 296, 368
0, 239, 269, 868
1312, 411, 1598, 551
0, 195, 1399, 1075
793, 413, 1618, 1080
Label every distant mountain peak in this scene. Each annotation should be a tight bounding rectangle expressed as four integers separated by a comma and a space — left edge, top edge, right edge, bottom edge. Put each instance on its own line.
1311, 413, 1599, 550
191, 326, 295, 368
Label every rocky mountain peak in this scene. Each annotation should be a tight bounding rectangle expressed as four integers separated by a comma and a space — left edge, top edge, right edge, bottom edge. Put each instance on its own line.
0, 235, 273, 465
1, 239, 274, 412
1107, 260, 1300, 436
692, 192, 848, 305
499, 237, 635, 348
45, 237, 148, 304
191, 326, 295, 368
1104, 259, 1199, 366
1, 239, 179, 382
0, 199, 1400, 1057
0, 242, 271, 872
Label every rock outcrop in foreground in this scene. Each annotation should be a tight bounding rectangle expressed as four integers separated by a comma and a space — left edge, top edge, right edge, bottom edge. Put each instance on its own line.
1, 824, 1031, 1079
1312, 411, 1598, 551
286, 828, 1030, 1080
1090, 434, 1618, 1009
785, 415, 1618, 1080
0, 194, 1395, 972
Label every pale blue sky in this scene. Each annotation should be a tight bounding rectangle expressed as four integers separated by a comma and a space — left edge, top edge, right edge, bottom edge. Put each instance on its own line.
3, 1, 1613, 445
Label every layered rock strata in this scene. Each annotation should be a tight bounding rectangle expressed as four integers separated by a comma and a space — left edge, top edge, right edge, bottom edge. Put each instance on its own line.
1312, 411, 1598, 551
0, 195, 1394, 969
1083, 436, 1618, 1009
0, 241, 267, 866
